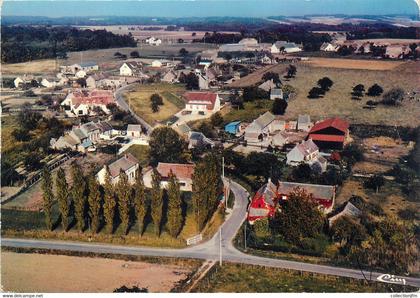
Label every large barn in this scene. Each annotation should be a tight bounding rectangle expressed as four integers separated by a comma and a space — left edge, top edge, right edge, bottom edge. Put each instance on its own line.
307, 118, 349, 150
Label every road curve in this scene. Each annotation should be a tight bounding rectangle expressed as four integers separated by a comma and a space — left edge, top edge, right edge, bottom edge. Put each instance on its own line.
2, 181, 419, 288
114, 83, 153, 134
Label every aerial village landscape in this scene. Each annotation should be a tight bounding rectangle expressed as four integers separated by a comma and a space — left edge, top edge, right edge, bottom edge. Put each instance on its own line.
1, 0, 420, 295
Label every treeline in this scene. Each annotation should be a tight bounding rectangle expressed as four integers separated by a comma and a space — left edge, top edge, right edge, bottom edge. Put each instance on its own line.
40, 152, 222, 237
1, 26, 137, 63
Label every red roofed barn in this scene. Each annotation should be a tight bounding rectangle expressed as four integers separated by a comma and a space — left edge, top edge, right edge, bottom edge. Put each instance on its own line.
183, 92, 221, 114
308, 118, 349, 149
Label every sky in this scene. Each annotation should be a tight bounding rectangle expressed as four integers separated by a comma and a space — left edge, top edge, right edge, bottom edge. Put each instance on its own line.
1, 0, 419, 18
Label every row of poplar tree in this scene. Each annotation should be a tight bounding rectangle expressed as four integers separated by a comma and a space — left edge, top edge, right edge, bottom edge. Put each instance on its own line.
41, 153, 222, 237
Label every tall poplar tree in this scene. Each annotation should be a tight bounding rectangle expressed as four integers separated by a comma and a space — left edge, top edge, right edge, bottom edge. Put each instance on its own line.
56, 167, 70, 231
166, 170, 183, 238
192, 163, 208, 231
134, 169, 147, 235
103, 166, 116, 234
41, 166, 54, 231
116, 170, 131, 235
71, 163, 86, 232
192, 153, 222, 231
150, 168, 163, 236
87, 175, 101, 233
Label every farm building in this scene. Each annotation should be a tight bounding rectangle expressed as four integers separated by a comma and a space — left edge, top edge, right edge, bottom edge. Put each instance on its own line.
225, 121, 242, 134
308, 118, 349, 150
247, 179, 336, 224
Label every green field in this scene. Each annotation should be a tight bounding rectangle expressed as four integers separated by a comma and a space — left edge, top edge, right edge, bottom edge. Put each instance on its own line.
191, 263, 413, 292
123, 83, 186, 125
223, 100, 273, 123
123, 145, 150, 168
2, 191, 223, 248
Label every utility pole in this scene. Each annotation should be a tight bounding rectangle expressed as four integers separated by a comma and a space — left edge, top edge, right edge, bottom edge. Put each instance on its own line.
244, 223, 247, 251
219, 227, 222, 267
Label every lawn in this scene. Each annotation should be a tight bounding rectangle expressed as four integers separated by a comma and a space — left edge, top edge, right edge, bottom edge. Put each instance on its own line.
191, 263, 410, 292
1, 115, 23, 154
284, 62, 420, 127
1, 191, 221, 248
123, 145, 150, 168
228, 60, 420, 127
123, 83, 186, 125
223, 100, 273, 123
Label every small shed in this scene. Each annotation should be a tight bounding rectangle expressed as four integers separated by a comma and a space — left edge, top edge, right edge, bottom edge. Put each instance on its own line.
225, 121, 241, 134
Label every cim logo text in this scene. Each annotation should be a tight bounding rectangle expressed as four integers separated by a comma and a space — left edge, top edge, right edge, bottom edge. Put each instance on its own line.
377, 274, 407, 285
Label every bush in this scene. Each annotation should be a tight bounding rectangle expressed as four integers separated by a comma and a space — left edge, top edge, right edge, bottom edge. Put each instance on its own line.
23, 90, 37, 97
367, 83, 383, 97
271, 98, 288, 115
382, 87, 404, 106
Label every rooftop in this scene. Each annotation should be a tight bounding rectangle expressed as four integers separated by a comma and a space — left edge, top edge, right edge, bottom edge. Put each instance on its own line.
156, 162, 195, 180
108, 153, 139, 178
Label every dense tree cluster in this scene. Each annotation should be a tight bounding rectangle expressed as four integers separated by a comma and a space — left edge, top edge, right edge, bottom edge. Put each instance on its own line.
192, 153, 222, 231
2, 26, 137, 63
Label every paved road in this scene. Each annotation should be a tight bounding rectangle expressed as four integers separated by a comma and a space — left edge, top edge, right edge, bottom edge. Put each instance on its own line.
114, 83, 153, 134
3, 181, 420, 288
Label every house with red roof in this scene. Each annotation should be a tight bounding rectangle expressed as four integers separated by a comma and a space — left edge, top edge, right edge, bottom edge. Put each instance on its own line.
308, 118, 349, 150
247, 179, 336, 224
61, 89, 115, 117
183, 91, 221, 114
143, 162, 195, 191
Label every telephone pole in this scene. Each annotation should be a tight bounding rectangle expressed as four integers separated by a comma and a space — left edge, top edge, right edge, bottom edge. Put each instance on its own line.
219, 227, 222, 267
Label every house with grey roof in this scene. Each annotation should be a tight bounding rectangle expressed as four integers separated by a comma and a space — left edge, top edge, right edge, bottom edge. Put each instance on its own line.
328, 201, 362, 227
188, 131, 215, 149
297, 114, 313, 132
127, 124, 143, 139
286, 139, 327, 173
258, 79, 277, 92
244, 111, 276, 143
96, 153, 139, 185
270, 88, 283, 100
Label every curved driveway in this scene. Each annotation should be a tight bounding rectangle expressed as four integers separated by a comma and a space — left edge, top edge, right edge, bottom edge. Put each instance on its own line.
2, 181, 420, 288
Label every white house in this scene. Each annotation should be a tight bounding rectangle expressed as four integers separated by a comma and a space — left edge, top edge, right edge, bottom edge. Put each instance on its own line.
238, 38, 258, 46
143, 162, 195, 192
270, 88, 283, 100
61, 89, 114, 117
320, 42, 340, 52
271, 41, 302, 54
145, 37, 162, 46
60, 62, 99, 75
119, 61, 143, 76
297, 114, 313, 132
127, 124, 143, 139
151, 60, 163, 68
97, 153, 139, 185
286, 139, 327, 173
244, 111, 276, 143
75, 70, 87, 78
183, 91, 221, 114
161, 70, 177, 83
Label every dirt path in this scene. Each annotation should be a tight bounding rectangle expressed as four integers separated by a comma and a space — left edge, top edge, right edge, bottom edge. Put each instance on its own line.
1, 252, 193, 293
